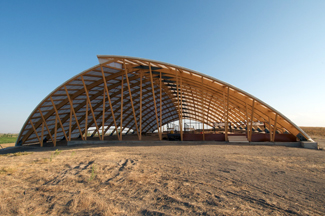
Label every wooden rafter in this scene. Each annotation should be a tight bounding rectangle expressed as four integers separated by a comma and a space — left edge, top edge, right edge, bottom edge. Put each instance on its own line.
38, 108, 54, 144
81, 76, 101, 140
149, 63, 161, 140
50, 96, 68, 141
124, 62, 140, 139
64, 86, 84, 141
100, 65, 120, 140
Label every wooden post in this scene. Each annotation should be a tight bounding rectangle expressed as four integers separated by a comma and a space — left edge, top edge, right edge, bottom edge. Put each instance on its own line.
85, 100, 88, 140
139, 72, 142, 141
176, 69, 181, 139
206, 95, 213, 132
100, 66, 120, 140
249, 100, 255, 142
102, 89, 106, 140
180, 75, 183, 141
226, 87, 230, 141
120, 74, 124, 140
246, 103, 249, 140
50, 96, 68, 141
69, 107, 72, 141
160, 71, 162, 138
29, 120, 42, 145
149, 63, 161, 140
202, 77, 205, 141
54, 115, 57, 146
124, 62, 140, 139
268, 116, 272, 141
64, 87, 84, 141
38, 108, 54, 144
272, 113, 278, 142
81, 76, 101, 140
41, 122, 44, 147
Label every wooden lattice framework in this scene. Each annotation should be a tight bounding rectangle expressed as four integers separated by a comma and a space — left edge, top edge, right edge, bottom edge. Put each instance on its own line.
16, 55, 311, 146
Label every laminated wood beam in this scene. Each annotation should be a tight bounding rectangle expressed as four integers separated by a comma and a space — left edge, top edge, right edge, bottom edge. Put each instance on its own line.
246, 103, 249, 139
149, 63, 161, 140
249, 100, 255, 142
139, 72, 142, 140
180, 74, 183, 141
38, 108, 54, 144
201, 77, 205, 141
81, 76, 102, 140
100, 65, 120, 140
40, 122, 44, 147
54, 115, 57, 146
64, 86, 84, 141
29, 120, 41, 146
69, 106, 72, 141
102, 90, 106, 140
120, 75, 124, 140
160, 71, 162, 136
124, 62, 140, 139
50, 96, 68, 141
85, 100, 88, 140
272, 113, 278, 142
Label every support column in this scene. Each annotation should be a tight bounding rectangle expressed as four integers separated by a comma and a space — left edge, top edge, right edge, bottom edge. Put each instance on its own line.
124, 62, 140, 139
249, 100, 255, 142
149, 63, 161, 140
41, 122, 44, 147
64, 87, 84, 141
246, 103, 249, 140
120, 75, 124, 140
100, 66, 120, 140
180, 75, 183, 141
54, 115, 57, 146
69, 107, 72, 141
176, 69, 181, 140
30, 120, 42, 145
81, 76, 101, 140
85, 100, 88, 140
38, 108, 55, 144
160, 71, 162, 139
50, 96, 68, 141
272, 113, 278, 142
102, 90, 106, 140
139, 72, 142, 140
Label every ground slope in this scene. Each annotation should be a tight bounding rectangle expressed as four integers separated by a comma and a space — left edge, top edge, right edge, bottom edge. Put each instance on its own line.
0, 144, 324, 215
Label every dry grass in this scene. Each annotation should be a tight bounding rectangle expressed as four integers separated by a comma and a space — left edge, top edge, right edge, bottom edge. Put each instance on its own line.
300, 127, 325, 150
300, 127, 325, 137
0, 145, 324, 215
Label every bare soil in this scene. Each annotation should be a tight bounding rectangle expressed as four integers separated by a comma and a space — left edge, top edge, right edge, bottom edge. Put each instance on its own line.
0, 142, 325, 216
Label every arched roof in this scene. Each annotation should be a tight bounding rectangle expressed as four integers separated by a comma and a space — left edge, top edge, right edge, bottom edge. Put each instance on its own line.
16, 55, 311, 146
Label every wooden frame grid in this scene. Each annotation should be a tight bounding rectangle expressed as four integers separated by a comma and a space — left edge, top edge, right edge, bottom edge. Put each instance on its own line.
15, 55, 311, 146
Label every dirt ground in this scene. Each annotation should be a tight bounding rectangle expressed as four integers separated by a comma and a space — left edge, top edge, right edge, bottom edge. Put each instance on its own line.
0, 142, 324, 216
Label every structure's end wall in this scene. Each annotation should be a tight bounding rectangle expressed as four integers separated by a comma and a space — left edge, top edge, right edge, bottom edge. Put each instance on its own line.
301, 141, 318, 149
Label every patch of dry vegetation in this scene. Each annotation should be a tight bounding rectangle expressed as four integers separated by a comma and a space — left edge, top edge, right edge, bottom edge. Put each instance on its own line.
300, 127, 325, 137
301, 127, 325, 150
0, 145, 324, 215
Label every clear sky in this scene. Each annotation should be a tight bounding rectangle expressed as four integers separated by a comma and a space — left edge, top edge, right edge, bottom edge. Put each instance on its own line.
0, 0, 324, 133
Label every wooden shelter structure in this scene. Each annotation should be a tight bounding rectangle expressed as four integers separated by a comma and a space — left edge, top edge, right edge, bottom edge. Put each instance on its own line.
16, 55, 311, 146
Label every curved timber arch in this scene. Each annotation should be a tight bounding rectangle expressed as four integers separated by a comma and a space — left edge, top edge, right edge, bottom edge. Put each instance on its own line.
16, 55, 311, 146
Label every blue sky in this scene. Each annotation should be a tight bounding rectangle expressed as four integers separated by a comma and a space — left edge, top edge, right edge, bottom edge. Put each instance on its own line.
0, 0, 324, 133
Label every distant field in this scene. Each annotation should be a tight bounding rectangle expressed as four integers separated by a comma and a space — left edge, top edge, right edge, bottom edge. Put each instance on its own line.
300, 127, 325, 137
0, 134, 18, 144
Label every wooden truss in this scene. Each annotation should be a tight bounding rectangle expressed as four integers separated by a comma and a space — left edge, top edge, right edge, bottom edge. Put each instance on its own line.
15, 56, 311, 146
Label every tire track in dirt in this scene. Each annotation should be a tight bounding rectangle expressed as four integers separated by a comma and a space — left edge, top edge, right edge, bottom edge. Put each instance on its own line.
178, 174, 324, 215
